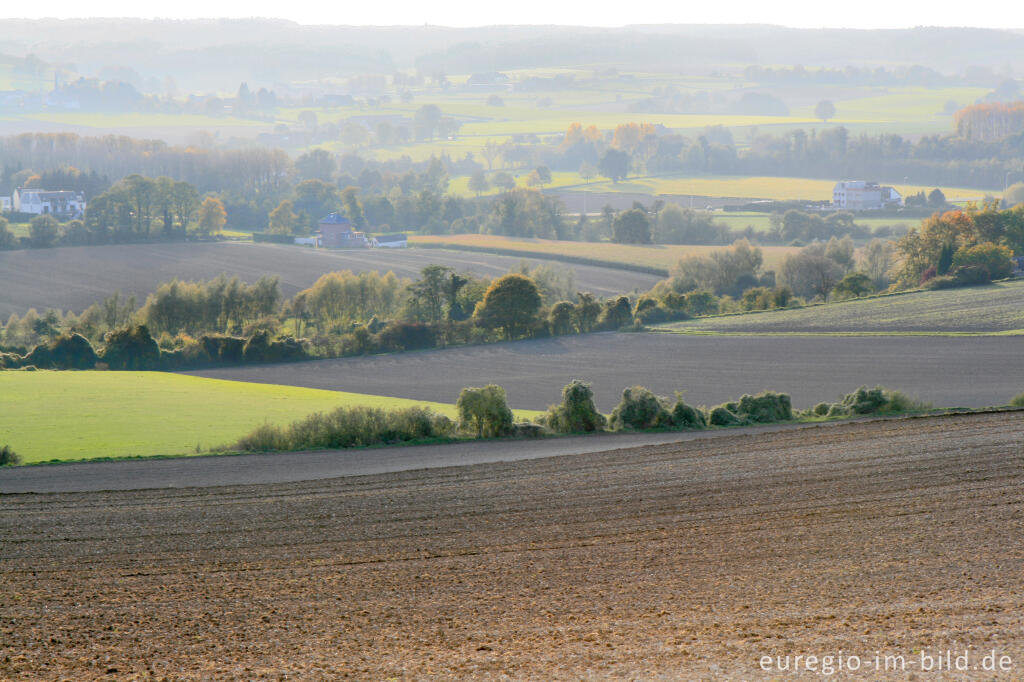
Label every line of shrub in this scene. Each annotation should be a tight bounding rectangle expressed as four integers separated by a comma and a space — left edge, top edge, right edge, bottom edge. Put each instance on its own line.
233, 405, 455, 452
228, 381, 936, 455
0, 326, 310, 371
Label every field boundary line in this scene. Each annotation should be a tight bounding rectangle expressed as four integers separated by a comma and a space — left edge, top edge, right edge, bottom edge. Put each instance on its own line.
411, 243, 669, 276
646, 328, 1024, 337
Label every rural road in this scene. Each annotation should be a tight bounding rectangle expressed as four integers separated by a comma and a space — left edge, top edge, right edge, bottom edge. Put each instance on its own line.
1, 421, 820, 494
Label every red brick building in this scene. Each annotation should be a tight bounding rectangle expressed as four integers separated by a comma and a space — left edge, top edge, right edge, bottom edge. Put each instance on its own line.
317, 213, 369, 249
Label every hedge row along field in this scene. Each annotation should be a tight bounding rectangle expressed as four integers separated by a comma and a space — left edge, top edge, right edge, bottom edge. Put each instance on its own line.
0, 241, 661, 318
223, 379, 943, 457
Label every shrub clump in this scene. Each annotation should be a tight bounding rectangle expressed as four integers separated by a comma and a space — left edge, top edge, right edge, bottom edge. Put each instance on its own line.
0, 351, 23, 369
669, 393, 706, 429
457, 384, 514, 438
233, 405, 454, 452
1010, 392, 1024, 408
544, 380, 607, 433
811, 402, 832, 416
512, 422, 547, 438
735, 391, 792, 423
609, 387, 707, 431
101, 325, 161, 370
709, 404, 746, 426
609, 386, 672, 430
0, 445, 21, 466
24, 333, 98, 369
839, 385, 931, 415
710, 391, 793, 426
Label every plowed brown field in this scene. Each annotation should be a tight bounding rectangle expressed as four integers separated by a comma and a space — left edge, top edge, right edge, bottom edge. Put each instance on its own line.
3, 411, 1023, 679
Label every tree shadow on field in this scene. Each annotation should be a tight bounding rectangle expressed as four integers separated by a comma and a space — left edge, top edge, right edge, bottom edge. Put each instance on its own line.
502, 336, 575, 355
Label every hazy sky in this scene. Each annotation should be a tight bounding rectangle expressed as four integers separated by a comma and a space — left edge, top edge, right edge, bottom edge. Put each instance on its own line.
3, 1, 1021, 30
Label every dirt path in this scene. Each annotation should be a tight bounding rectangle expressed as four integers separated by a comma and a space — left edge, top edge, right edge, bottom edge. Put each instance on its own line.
2, 411, 1023, 679
0, 427, 806, 494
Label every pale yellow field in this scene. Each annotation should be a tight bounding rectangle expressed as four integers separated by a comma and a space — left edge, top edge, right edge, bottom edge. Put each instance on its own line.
411, 234, 798, 271
559, 175, 995, 202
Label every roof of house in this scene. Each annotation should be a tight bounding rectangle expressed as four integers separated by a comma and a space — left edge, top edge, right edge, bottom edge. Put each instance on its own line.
16, 188, 85, 199
318, 212, 351, 225
375, 234, 407, 243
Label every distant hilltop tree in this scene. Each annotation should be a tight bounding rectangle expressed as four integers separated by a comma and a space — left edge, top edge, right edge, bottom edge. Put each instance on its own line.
815, 99, 836, 123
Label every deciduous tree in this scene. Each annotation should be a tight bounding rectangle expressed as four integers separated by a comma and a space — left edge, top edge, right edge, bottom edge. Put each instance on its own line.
815, 99, 836, 123
474, 274, 542, 339
197, 197, 227, 236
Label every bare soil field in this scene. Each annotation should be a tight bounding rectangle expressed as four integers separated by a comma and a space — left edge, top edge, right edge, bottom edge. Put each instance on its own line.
0, 423, 809, 494
2, 411, 1022, 679
0, 242, 661, 317
186, 332, 1024, 411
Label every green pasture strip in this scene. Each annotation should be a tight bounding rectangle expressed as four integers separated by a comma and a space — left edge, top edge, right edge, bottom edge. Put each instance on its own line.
0, 371, 523, 464
653, 279, 1024, 334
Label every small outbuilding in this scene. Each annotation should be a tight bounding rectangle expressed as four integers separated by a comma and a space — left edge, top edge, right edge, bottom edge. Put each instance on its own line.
372, 234, 408, 248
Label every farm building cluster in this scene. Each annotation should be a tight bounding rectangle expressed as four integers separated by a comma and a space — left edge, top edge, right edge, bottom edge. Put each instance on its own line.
297, 213, 407, 249
2, 188, 87, 218
832, 181, 903, 210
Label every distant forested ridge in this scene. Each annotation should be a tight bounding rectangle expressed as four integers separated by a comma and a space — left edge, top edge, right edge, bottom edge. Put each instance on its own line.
1, 22, 1024, 91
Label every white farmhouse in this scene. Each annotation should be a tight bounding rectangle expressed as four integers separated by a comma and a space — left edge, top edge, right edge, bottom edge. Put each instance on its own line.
12, 188, 87, 218
832, 181, 902, 210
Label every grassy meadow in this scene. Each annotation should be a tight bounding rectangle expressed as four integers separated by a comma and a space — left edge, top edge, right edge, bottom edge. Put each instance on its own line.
410, 234, 799, 271
712, 211, 917, 235
654, 279, 1024, 335
0, 371, 509, 464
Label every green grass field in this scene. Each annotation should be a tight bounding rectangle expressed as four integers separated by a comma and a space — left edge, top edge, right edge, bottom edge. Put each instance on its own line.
411, 234, 798, 271
712, 211, 917, 235
0, 371, 535, 464
654, 279, 1024, 335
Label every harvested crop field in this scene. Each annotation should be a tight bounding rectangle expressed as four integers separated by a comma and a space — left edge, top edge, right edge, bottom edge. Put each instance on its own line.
658, 280, 1024, 334
411, 233, 798, 273
186, 332, 1024, 411
0, 242, 661, 317
3, 411, 1022, 679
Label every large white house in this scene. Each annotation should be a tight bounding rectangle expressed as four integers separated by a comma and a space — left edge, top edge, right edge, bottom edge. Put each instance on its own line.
12, 188, 87, 218
832, 181, 902, 210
